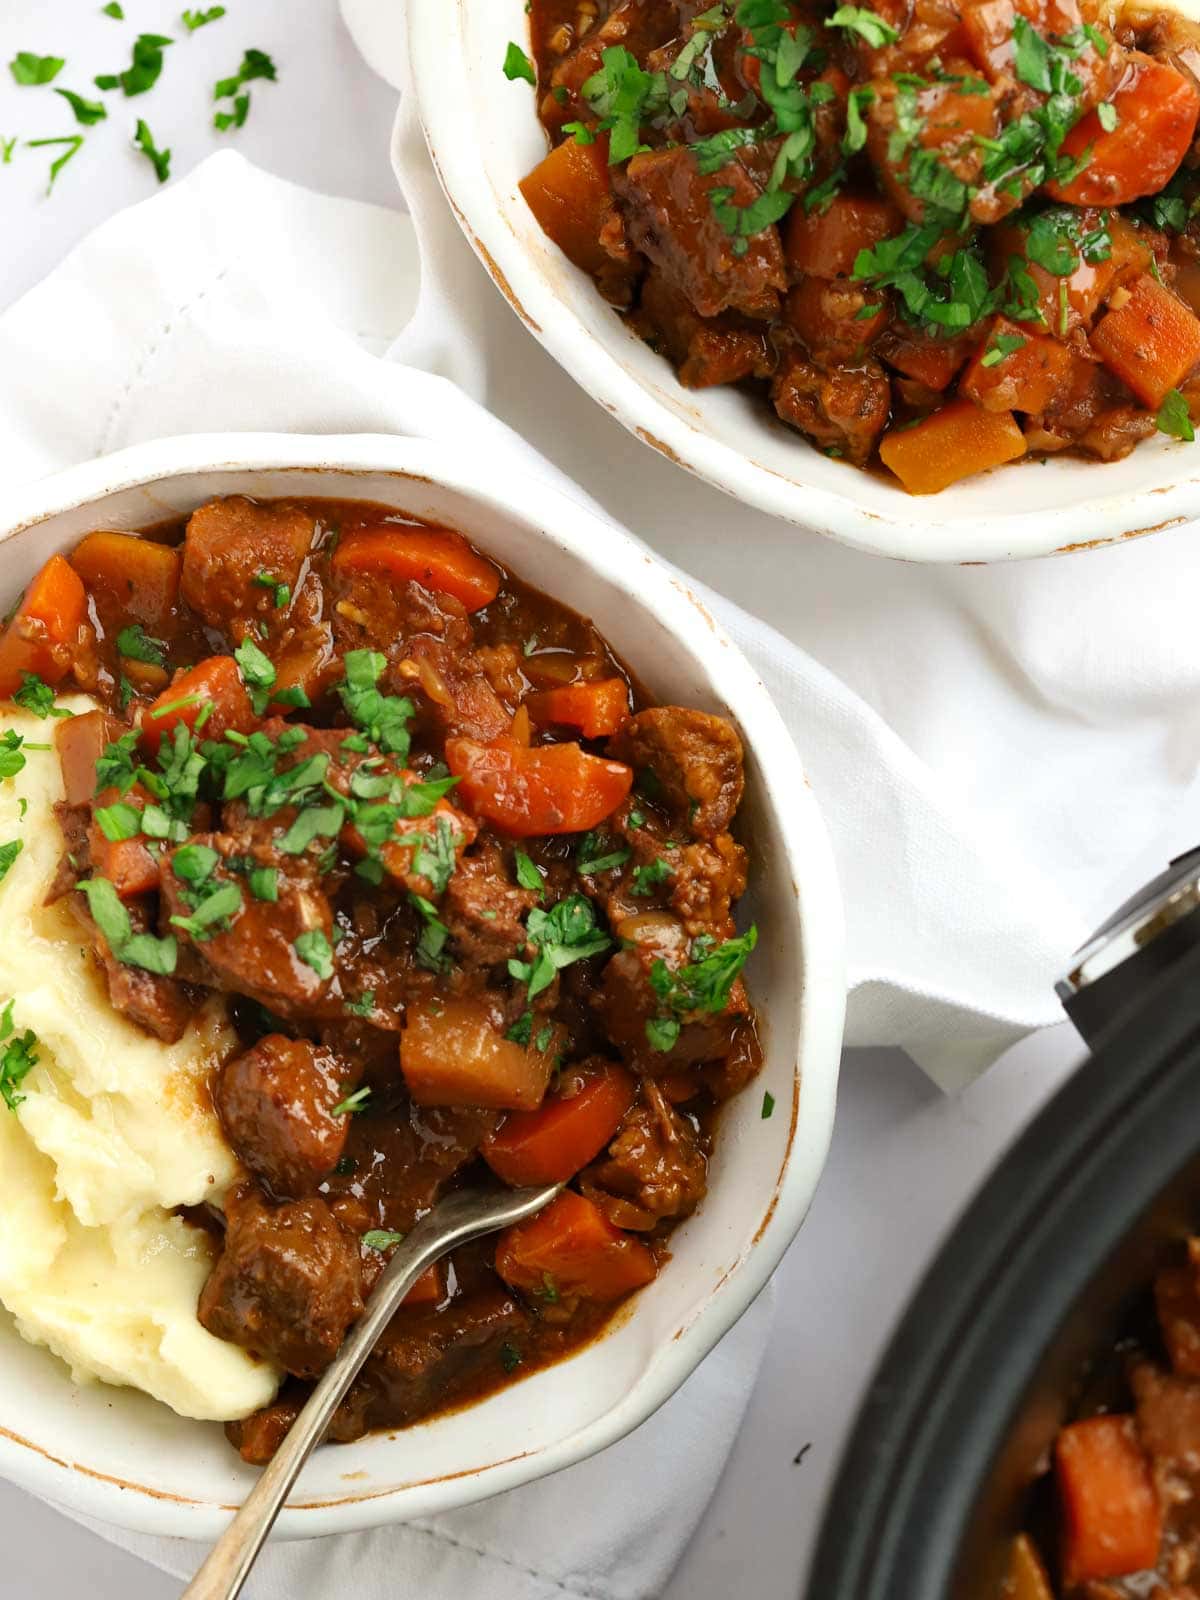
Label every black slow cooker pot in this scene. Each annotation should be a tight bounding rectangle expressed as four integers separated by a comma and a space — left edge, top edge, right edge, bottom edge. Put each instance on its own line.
805, 847, 1200, 1600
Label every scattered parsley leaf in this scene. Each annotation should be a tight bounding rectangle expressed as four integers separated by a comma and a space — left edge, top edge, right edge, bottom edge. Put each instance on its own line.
0, 1001, 38, 1111
248, 866, 278, 901
14, 673, 70, 717
762, 1089, 776, 1119
0, 732, 28, 781
98, 34, 174, 97
576, 831, 630, 875
332, 1084, 371, 1117
345, 989, 375, 1018
513, 848, 545, 895
294, 928, 334, 980
133, 118, 170, 183
508, 893, 611, 1000
94, 801, 143, 842
503, 42, 537, 84
1157, 388, 1195, 442
645, 1016, 681, 1052
10, 54, 65, 87
500, 1341, 522, 1373
183, 6, 226, 29
26, 134, 84, 193
234, 636, 276, 714
827, 6, 898, 47
631, 855, 673, 896
214, 47, 276, 100
980, 331, 1026, 368
506, 1010, 534, 1045
55, 89, 107, 125
214, 92, 249, 131
362, 1229, 405, 1251
253, 571, 291, 608
170, 878, 242, 940
338, 649, 414, 757
1096, 101, 1117, 132
116, 623, 167, 667
80, 875, 177, 973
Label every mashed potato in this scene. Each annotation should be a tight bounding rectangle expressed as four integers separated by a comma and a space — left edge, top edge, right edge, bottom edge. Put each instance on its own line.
0, 700, 279, 1421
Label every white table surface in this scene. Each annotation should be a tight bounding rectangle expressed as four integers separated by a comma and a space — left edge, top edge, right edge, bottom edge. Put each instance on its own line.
0, 3, 1094, 1596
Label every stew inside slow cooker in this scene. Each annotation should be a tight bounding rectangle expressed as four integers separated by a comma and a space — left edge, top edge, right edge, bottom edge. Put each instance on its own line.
512, 0, 1200, 494
1003, 1235, 1200, 1597
0, 495, 763, 1459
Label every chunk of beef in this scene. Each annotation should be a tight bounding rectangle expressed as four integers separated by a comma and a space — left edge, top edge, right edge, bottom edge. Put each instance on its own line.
181, 497, 319, 646
771, 348, 891, 466
441, 840, 537, 968
597, 912, 748, 1069
784, 277, 890, 364
616, 149, 787, 321
392, 636, 512, 743
328, 1289, 528, 1440
609, 706, 745, 840
225, 1386, 304, 1465
69, 892, 194, 1043
161, 835, 335, 1019
635, 267, 775, 390
330, 570, 470, 658
597, 807, 747, 941
581, 1082, 708, 1231
199, 1185, 363, 1378
1133, 1361, 1200, 1480
327, 1101, 499, 1234
217, 1035, 350, 1200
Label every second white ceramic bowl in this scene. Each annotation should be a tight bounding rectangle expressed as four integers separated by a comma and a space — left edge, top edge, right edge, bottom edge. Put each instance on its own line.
0, 433, 845, 1539
407, 0, 1200, 563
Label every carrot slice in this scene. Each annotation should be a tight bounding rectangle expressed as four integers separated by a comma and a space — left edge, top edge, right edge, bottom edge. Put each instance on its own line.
70, 532, 181, 635
483, 1063, 636, 1186
445, 735, 633, 837
783, 191, 903, 278
1048, 53, 1200, 207
140, 655, 254, 754
0, 555, 87, 698
89, 783, 160, 899
494, 1190, 657, 1302
960, 317, 1076, 414
1056, 1414, 1162, 1587
525, 679, 631, 740
331, 525, 500, 613
401, 997, 557, 1112
1091, 273, 1200, 408
1004, 1533, 1053, 1600
880, 401, 1026, 494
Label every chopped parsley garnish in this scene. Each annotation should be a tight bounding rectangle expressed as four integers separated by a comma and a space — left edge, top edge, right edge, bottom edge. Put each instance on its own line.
1157, 388, 1195, 443
14, 673, 70, 717
27, 135, 84, 193
503, 42, 537, 85
0, 732, 29, 781
248, 866, 278, 901
172, 842, 219, 883
644, 927, 757, 1050
513, 848, 545, 894
1023, 206, 1110, 277
981, 332, 1026, 368
508, 893, 612, 1000
94, 801, 143, 842
116, 623, 167, 667
762, 1089, 776, 1119
55, 89, 107, 126
397, 814, 461, 895
339, 649, 414, 757
294, 928, 334, 980
1, 138, 15, 164
170, 877, 242, 940
80, 875, 178, 974
278, 801, 343, 855
1096, 102, 1117, 133
233, 636, 276, 714
253, 571, 291, 608
214, 47, 276, 100
0, 1001, 38, 1111
826, 5, 898, 47
134, 119, 171, 183
345, 989, 375, 1017
506, 1010, 534, 1045
332, 1084, 371, 1116
576, 831, 630, 875
96, 33, 173, 97
183, 6, 226, 29
537, 1272, 559, 1302
500, 1341, 522, 1373
631, 856, 674, 896
0, 840, 22, 885
10, 53, 65, 87
102, 3, 125, 17
214, 93, 250, 132
580, 45, 667, 164
410, 892, 452, 973
362, 1229, 405, 1251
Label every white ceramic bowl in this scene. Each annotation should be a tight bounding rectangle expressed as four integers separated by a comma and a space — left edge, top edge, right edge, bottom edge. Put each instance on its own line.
407, 0, 1200, 563
0, 433, 845, 1540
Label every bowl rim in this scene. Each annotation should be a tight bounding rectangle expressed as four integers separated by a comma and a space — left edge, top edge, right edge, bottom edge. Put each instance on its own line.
0, 431, 846, 1540
406, 0, 1200, 565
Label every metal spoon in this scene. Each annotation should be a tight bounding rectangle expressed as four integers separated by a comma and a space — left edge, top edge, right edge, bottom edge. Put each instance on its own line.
182, 1182, 561, 1600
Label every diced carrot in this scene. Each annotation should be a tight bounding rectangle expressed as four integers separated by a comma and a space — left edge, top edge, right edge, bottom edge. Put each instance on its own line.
1003, 1533, 1053, 1600
989, 211, 1153, 336
483, 1063, 636, 1186
340, 783, 478, 891
494, 1189, 657, 1302
55, 709, 125, 806
445, 735, 633, 837
520, 135, 621, 283
140, 655, 254, 755
783, 192, 904, 279
1091, 273, 1200, 408
877, 327, 973, 391
331, 525, 500, 613
1154, 1260, 1200, 1378
69, 532, 181, 636
960, 317, 1076, 414
402, 1264, 442, 1307
1056, 1414, 1162, 1587
1049, 54, 1200, 207
89, 784, 160, 899
401, 997, 557, 1112
270, 624, 337, 713
525, 679, 631, 740
880, 401, 1027, 494
0, 555, 87, 698
963, 0, 1104, 87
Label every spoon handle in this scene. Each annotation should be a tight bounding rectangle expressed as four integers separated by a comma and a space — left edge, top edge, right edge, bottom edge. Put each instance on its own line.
182, 1184, 559, 1600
